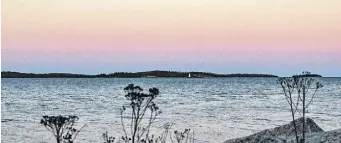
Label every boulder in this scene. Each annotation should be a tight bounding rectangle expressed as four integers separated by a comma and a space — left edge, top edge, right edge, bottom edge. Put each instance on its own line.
224, 117, 324, 143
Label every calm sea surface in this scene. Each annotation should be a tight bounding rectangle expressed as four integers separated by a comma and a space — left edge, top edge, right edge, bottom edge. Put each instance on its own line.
1, 78, 341, 142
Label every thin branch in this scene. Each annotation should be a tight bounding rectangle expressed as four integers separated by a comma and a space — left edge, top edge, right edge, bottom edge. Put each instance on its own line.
305, 88, 318, 108
71, 124, 85, 142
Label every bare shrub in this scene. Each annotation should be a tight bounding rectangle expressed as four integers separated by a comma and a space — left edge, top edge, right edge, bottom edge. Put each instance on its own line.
278, 71, 323, 142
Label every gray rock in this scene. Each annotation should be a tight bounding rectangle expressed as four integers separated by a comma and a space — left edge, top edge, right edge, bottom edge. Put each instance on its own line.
224, 117, 325, 143
281, 129, 341, 143
298, 129, 341, 143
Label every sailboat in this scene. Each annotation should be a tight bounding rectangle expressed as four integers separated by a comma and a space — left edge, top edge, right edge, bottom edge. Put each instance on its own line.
188, 73, 191, 78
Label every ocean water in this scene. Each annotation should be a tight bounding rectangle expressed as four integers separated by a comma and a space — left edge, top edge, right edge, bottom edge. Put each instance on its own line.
1, 78, 341, 143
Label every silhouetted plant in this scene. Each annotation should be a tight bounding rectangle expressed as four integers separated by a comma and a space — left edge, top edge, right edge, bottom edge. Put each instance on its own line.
278, 71, 323, 143
102, 84, 196, 143
40, 115, 84, 143
278, 77, 300, 142
154, 122, 194, 143
104, 84, 161, 143
103, 131, 116, 143
156, 122, 174, 143
170, 129, 192, 143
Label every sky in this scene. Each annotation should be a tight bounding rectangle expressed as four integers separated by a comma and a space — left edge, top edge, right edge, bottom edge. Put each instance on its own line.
2, 0, 341, 76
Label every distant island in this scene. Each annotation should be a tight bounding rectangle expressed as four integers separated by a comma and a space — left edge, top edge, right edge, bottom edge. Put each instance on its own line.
292, 71, 322, 78
1, 71, 278, 78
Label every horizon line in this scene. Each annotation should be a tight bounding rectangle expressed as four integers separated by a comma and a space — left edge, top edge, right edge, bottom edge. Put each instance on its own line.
2, 70, 338, 78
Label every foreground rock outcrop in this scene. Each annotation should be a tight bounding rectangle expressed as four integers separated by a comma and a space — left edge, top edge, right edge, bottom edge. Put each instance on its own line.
225, 118, 341, 143
300, 129, 341, 143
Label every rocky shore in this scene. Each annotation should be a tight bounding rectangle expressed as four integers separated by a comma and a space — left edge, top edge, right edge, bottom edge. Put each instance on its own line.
225, 118, 341, 143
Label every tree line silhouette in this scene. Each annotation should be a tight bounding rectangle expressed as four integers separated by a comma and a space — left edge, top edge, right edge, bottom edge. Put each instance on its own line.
1, 70, 280, 78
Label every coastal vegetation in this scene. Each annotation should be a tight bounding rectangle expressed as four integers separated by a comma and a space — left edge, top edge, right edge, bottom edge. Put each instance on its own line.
103, 84, 162, 143
102, 84, 195, 143
40, 115, 84, 143
278, 72, 323, 142
225, 72, 339, 143
41, 84, 194, 143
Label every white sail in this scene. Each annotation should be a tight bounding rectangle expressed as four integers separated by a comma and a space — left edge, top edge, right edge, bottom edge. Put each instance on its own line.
188, 73, 191, 78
